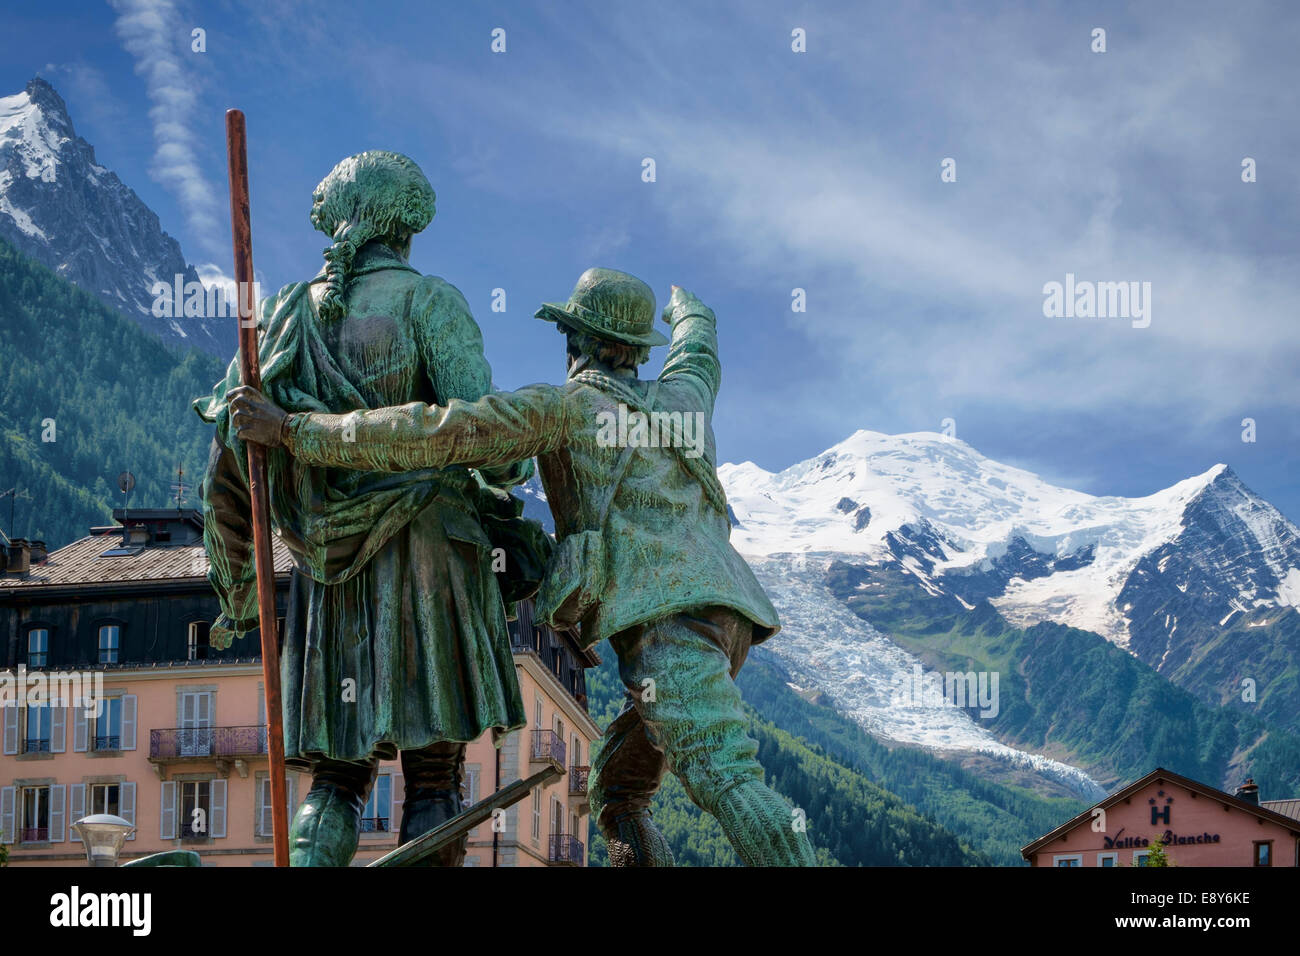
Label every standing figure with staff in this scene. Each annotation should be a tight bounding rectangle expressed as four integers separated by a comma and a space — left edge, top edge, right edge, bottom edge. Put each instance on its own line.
195, 148, 531, 867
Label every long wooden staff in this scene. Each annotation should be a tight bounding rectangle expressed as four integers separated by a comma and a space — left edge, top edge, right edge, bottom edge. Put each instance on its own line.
225, 109, 289, 867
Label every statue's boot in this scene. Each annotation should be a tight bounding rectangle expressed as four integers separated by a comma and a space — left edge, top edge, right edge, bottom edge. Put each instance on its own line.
710, 778, 817, 867
398, 742, 469, 866
398, 789, 466, 866
289, 782, 363, 867
599, 809, 675, 867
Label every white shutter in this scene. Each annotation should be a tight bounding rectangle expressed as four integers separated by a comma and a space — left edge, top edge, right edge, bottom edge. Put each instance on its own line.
49, 784, 66, 842
392, 772, 403, 831
121, 782, 136, 841
211, 779, 227, 838
159, 781, 176, 840
73, 706, 88, 752
121, 695, 137, 751
68, 783, 85, 829
258, 778, 270, 837
1, 786, 14, 843
50, 700, 66, 753
2, 706, 15, 755
286, 774, 297, 821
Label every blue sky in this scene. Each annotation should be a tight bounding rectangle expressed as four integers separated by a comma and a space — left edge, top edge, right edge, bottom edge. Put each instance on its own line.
4, 0, 1299, 520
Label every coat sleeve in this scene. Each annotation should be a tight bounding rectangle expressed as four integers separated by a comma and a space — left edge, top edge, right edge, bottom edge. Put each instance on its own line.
413, 276, 533, 486
199, 437, 259, 629
657, 297, 721, 417
283, 384, 569, 474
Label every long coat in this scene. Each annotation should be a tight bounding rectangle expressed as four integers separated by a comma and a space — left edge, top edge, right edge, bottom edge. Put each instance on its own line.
194, 242, 527, 768
279, 297, 781, 650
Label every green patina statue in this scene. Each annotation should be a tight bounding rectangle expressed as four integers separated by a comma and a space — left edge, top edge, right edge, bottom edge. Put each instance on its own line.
194, 151, 531, 867
229, 267, 818, 866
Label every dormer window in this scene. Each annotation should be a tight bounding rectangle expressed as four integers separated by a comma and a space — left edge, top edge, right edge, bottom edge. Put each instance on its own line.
26, 628, 48, 668
188, 621, 210, 661
98, 625, 120, 664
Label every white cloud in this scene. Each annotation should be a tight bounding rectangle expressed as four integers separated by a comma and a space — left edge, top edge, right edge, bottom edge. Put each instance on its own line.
109, 0, 222, 258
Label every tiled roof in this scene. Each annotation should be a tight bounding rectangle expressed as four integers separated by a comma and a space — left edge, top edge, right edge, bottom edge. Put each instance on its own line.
1262, 799, 1300, 822
0, 532, 293, 589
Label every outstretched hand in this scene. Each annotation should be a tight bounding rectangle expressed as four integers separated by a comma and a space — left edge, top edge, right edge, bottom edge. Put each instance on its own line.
227, 385, 289, 447
662, 285, 706, 325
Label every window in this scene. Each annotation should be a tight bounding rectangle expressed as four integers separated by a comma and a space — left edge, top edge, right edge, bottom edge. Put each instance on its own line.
572, 735, 581, 768
1097, 853, 1117, 867
90, 783, 120, 817
95, 697, 122, 751
1133, 851, 1151, 866
187, 622, 210, 661
1053, 855, 1082, 867
463, 767, 480, 807
98, 625, 120, 664
180, 781, 211, 840
20, 786, 49, 842
1254, 841, 1272, 867
178, 691, 213, 756
26, 629, 48, 668
534, 697, 543, 728
24, 704, 51, 753
361, 774, 392, 832
551, 796, 564, 837
531, 787, 540, 841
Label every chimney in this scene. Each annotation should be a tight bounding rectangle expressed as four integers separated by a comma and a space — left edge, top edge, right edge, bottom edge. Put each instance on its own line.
29, 540, 47, 564
126, 524, 149, 547
1235, 779, 1259, 806
6, 538, 31, 575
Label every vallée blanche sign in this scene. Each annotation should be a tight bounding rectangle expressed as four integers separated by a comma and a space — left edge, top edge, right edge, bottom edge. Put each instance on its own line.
1101, 791, 1222, 849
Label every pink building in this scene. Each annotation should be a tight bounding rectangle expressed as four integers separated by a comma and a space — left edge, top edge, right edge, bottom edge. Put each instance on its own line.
1022, 767, 1300, 867
1, 511, 597, 867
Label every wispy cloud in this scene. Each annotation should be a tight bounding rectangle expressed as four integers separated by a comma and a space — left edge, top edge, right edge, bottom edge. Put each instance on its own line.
109, 0, 223, 260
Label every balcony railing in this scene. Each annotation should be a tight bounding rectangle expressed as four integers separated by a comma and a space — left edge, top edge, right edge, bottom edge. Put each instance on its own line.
569, 765, 590, 796
150, 726, 268, 760
530, 730, 565, 769
94, 734, 121, 751
20, 827, 48, 843
360, 817, 390, 833
23, 739, 50, 753
548, 833, 584, 865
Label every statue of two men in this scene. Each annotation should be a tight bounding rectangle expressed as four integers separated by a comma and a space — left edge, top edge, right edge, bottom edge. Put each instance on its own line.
203, 149, 816, 867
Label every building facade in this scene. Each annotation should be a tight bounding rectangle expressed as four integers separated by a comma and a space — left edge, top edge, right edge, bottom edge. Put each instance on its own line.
1, 509, 597, 867
1022, 767, 1300, 867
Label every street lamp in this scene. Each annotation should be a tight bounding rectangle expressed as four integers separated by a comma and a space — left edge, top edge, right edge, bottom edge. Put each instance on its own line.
71, 814, 135, 867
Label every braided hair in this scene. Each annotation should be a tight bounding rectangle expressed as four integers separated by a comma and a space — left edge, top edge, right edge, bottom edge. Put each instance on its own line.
309, 151, 436, 322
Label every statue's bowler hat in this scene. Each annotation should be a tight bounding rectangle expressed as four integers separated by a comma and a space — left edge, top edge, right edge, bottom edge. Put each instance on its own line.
535, 267, 669, 347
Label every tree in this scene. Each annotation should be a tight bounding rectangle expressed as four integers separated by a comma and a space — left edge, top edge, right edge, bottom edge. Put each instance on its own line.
1141, 835, 1172, 867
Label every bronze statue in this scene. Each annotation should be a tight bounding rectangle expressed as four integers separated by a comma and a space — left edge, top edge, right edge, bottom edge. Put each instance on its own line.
195, 151, 531, 866
228, 268, 818, 866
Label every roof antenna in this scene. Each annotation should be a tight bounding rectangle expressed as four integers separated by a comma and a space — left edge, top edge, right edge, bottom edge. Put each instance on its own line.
118, 471, 135, 526
171, 464, 188, 511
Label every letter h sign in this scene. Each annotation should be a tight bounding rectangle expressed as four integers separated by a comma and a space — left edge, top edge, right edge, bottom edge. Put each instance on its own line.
1151, 805, 1171, 826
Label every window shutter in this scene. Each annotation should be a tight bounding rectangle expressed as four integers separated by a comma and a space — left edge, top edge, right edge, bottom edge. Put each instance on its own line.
211, 779, 227, 838
2, 705, 16, 755
286, 773, 297, 821
257, 777, 270, 837
121, 695, 137, 751
121, 782, 136, 841
50, 701, 66, 753
68, 783, 85, 830
392, 772, 403, 831
159, 781, 176, 840
73, 705, 88, 752
1, 786, 14, 843
49, 784, 66, 842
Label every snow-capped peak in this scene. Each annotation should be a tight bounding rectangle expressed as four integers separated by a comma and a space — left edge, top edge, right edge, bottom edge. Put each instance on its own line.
720, 430, 1296, 646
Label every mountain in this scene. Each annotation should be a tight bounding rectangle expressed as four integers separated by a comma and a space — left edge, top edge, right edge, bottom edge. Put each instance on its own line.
0, 77, 233, 357
719, 430, 1300, 734
0, 236, 224, 547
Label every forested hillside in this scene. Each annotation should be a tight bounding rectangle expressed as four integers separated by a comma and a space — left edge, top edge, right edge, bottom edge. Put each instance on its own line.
0, 237, 226, 545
